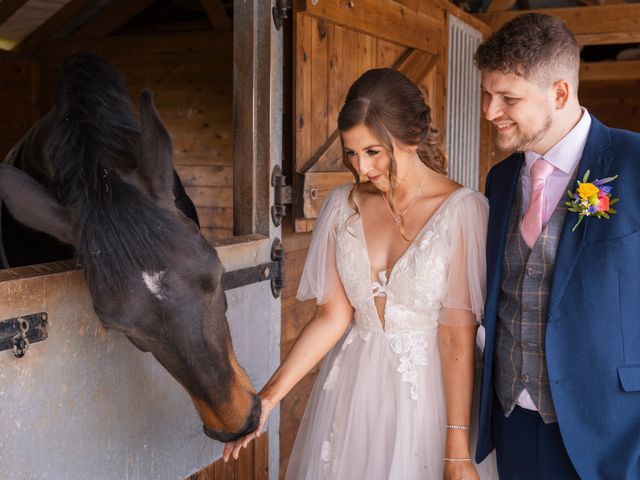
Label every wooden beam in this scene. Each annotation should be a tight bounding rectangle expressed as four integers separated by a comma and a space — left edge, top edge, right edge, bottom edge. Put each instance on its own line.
201, 0, 231, 30
487, 0, 517, 12
296, 0, 444, 56
0, 0, 28, 26
580, 60, 640, 81
476, 4, 640, 46
15, 0, 96, 53
71, 0, 157, 40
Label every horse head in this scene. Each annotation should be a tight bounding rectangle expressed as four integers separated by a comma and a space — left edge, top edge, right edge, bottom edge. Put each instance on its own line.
0, 54, 260, 442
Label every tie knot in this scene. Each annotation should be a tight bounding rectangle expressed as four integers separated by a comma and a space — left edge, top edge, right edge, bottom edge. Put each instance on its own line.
530, 158, 554, 181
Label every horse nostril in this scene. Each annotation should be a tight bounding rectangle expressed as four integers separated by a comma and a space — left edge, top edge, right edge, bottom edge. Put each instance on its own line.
202, 395, 263, 442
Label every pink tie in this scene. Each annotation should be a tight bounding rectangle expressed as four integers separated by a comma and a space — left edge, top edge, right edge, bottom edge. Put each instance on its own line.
521, 158, 555, 248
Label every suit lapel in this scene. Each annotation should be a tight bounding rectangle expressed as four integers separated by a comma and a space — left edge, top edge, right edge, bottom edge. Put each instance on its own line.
547, 117, 613, 321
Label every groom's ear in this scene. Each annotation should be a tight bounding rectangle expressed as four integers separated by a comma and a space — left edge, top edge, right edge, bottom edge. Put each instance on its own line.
0, 165, 76, 247
553, 79, 570, 109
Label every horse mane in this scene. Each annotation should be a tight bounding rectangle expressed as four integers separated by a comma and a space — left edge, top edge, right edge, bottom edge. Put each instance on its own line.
44, 53, 180, 295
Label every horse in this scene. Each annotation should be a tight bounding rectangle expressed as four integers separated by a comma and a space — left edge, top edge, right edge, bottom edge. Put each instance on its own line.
0, 53, 260, 443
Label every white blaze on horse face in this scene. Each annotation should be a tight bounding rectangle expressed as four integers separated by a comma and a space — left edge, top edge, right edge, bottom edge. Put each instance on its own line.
142, 271, 166, 301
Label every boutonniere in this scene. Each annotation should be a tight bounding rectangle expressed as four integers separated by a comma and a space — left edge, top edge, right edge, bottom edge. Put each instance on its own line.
566, 170, 619, 231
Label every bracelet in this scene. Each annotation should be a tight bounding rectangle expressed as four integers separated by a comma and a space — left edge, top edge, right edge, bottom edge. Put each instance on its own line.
446, 424, 470, 430
443, 457, 471, 462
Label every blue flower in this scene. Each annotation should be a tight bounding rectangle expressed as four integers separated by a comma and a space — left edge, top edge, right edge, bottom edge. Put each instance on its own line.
587, 205, 597, 214
600, 185, 612, 194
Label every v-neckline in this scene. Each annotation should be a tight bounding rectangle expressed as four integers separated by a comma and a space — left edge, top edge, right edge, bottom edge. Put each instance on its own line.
356, 186, 466, 289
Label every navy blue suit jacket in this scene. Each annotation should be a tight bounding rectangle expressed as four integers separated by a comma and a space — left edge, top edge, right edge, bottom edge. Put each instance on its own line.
476, 116, 640, 479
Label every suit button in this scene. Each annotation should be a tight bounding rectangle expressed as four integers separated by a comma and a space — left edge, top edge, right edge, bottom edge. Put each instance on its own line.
526, 267, 537, 276
521, 374, 530, 383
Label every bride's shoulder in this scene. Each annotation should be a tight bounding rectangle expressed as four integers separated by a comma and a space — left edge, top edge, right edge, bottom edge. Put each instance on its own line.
448, 187, 488, 213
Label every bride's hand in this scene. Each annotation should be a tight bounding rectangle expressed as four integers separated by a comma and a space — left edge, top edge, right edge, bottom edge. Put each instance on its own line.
443, 460, 480, 480
223, 393, 277, 462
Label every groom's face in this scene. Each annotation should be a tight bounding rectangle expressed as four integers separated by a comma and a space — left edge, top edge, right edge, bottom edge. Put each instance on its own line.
481, 70, 555, 154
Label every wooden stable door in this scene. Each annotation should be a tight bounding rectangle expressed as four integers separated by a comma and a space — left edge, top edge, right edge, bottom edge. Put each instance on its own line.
293, 0, 447, 231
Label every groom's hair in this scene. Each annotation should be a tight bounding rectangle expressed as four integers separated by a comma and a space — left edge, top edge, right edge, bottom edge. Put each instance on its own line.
474, 13, 580, 89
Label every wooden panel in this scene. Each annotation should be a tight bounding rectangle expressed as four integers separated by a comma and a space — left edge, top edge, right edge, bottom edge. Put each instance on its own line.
580, 60, 640, 81
188, 433, 269, 479
0, 58, 37, 158
486, 0, 516, 12
297, 0, 443, 55
0, 0, 29, 25
302, 172, 354, 219
202, 0, 231, 31
476, 4, 640, 46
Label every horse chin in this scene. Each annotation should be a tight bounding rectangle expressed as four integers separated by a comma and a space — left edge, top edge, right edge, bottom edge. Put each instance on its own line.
201, 394, 261, 442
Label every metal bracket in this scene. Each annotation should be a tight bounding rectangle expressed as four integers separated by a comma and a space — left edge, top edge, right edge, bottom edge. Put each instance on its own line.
1, 312, 48, 358
221, 238, 285, 298
271, 165, 292, 227
272, 0, 292, 30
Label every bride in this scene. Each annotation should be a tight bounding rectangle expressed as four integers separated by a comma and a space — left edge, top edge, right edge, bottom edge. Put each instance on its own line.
225, 68, 497, 479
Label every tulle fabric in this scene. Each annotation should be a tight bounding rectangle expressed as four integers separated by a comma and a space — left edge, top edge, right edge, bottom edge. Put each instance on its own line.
288, 184, 497, 479
438, 192, 489, 326
296, 187, 344, 305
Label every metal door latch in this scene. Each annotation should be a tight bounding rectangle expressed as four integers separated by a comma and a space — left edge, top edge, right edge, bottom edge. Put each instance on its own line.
1, 313, 48, 358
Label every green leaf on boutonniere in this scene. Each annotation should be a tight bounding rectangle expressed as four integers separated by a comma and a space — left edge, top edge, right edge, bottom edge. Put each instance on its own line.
582, 170, 591, 183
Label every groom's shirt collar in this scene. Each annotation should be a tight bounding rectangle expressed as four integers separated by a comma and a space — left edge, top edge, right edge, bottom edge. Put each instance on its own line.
524, 107, 592, 175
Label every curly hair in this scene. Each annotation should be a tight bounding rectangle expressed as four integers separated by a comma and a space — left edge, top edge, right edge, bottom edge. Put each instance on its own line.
337, 68, 446, 240
474, 13, 580, 87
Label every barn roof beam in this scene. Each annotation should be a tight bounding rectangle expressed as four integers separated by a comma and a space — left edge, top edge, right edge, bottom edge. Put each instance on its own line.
201, 0, 231, 31
476, 4, 640, 46
70, 0, 157, 40
486, 0, 517, 12
0, 0, 29, 26
14, 0, 96, 53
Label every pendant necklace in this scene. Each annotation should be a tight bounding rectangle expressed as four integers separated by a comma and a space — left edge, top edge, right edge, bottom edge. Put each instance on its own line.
381, 176, 426, 226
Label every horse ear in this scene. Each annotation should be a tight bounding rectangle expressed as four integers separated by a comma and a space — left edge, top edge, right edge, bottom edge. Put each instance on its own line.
137, 89, 175, 209
0, 165, 75, 247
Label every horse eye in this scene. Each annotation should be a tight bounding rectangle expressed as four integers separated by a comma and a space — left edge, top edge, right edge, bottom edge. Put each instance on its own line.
199, 274, 215, 292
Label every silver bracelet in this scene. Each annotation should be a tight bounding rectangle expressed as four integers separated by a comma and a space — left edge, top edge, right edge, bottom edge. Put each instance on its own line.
446, 424, 470, 430
443, 457, 471, 462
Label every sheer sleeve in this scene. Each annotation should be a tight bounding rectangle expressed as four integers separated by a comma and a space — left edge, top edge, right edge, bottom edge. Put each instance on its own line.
438, 191, 489, 326
296, 187, 345, 304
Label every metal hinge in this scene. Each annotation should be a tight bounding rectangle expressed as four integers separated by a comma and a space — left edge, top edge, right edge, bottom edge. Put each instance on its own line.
0, 312, 48, 358
271, 165, 292, 227
221, 237, 285, 298
272, 0, 292, 30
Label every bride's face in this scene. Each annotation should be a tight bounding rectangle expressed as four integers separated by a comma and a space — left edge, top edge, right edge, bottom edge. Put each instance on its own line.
341, 124, 394, 192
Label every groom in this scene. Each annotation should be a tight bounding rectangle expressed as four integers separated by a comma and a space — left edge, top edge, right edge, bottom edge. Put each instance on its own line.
474, 13, 640, 480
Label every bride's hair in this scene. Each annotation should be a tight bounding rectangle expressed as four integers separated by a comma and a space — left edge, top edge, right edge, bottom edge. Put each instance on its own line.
337, 68, 446, 239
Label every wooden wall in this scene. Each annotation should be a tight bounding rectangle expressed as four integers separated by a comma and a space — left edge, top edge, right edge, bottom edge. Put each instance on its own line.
581, 77, 640, 133
35, 30, 235, 242
0, 58, 38, 159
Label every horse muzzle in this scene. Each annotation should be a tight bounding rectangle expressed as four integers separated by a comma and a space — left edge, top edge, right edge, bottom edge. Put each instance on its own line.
203, 394, 262, 442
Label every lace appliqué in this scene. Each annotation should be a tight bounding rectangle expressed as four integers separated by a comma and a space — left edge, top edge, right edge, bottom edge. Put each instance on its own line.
385, 304, 431, 400
321, 423, 337, 478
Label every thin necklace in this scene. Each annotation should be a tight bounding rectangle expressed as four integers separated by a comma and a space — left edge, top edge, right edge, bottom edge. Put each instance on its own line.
381, 176, 426, 226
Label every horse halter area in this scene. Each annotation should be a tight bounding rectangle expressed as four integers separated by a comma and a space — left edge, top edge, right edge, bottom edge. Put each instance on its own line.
0, 1, 282, 479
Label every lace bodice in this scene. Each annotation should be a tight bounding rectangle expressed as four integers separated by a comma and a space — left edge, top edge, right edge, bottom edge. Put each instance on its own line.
298, 184, 488, 399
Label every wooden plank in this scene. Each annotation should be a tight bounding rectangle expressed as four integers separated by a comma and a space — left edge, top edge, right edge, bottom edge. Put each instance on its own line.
0, 0, 29, 26
297, 0, 443, 55
476, 4, 640, 46
326, 22, 341, 134
253, 434, 269, 480
71, 0, 157, 40
310, 18, 329, 158
580, 60, 640, 81
175, 165, 232, 187
184, 186, 233, 208
202, 0, 231, 30
302, 172, 354, 219
295, 14, 313, 173
15, 0, 96, 52
486, 0, 517, 12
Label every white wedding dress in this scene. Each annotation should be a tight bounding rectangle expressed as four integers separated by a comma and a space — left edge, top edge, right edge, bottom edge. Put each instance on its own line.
287, 184, 498, 479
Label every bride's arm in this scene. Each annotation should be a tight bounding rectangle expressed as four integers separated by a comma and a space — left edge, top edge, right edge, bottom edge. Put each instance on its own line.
439, 313, 479, 479
223, 281, 353, 461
